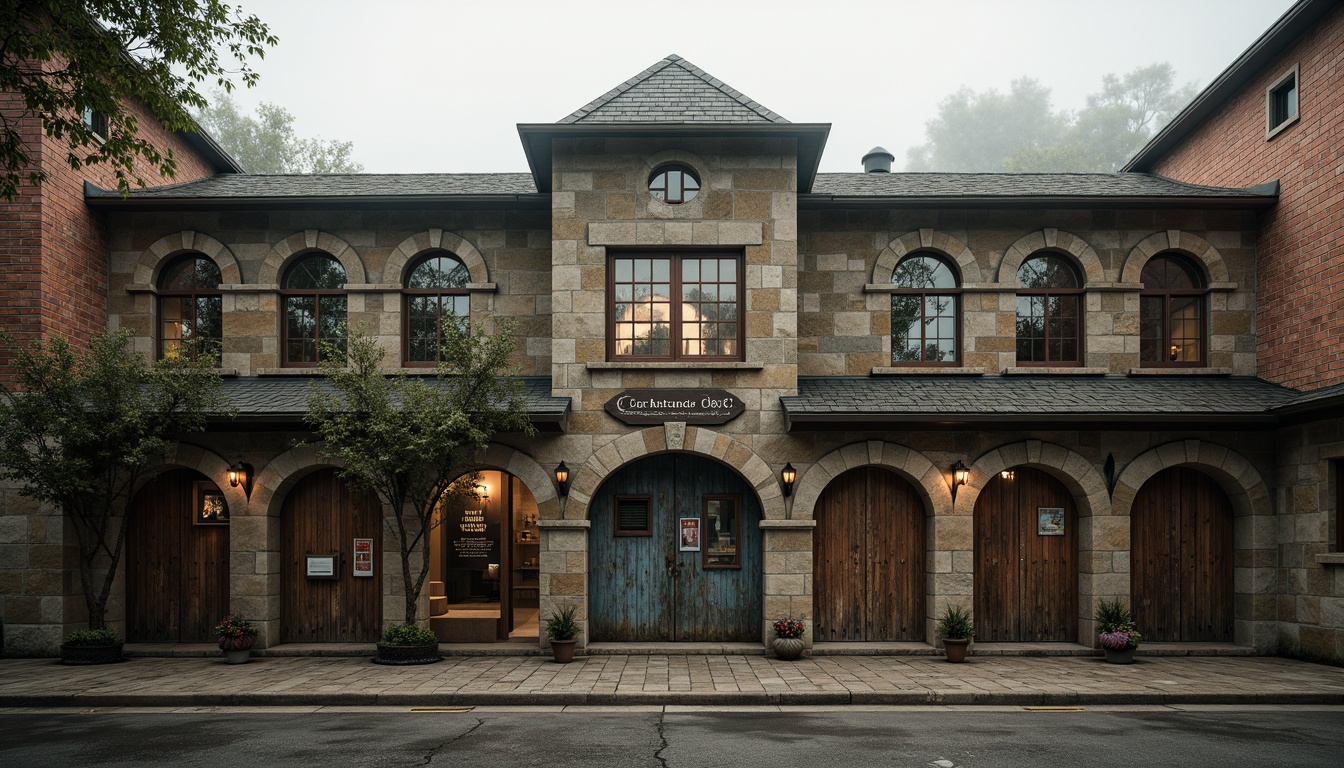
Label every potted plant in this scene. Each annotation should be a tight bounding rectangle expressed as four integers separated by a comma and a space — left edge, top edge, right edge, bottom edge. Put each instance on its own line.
214, 613, 258, 664
374, 624, 441, 665
937, 605, 974, 663
545, 604, 579, 663
1095, 599, 1142, 664
771, 617, 807, 660
59, 628, 123, 665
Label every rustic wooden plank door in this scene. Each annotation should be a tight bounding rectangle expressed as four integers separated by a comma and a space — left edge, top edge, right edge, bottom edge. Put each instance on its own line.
126, 469, 229, 642
589, 453, 761, 642
814, 467, 925, 642
974, 467, 1077, 642
281, 469, 383, 643
1131, 467, 1234, 642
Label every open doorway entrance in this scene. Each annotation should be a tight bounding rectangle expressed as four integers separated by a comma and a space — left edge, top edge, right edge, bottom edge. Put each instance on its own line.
428, 469, 540, 643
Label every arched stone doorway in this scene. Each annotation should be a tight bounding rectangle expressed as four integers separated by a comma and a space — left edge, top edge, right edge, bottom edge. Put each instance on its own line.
281, 468, 383, 643
1131, 467, 1234, 642
813, 466, 926, 642
126, 468, 230, 642
974, 467, 1078, 641
588, 453, 762, 641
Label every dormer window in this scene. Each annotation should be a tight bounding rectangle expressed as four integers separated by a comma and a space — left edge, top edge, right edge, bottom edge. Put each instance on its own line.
649, 164, 700, 204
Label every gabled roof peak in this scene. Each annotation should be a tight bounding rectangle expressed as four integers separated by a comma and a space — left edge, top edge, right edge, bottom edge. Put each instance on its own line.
560, 54, 788, 125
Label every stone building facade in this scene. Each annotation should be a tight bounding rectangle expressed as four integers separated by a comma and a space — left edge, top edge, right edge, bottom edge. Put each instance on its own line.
2, 2, 1341, 664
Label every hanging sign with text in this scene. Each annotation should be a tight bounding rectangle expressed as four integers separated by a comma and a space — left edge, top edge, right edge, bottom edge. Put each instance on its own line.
604, 389, 746, 425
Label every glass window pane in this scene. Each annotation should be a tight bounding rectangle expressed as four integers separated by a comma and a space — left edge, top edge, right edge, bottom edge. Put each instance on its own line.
615, 259, 633, 283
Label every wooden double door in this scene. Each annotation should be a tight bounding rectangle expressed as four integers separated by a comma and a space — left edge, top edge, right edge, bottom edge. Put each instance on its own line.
813, 467, 926, 642
589, 454, 761, 642
126, 469, 230, 642
1131, 467, 1234, 642
281, 469, 383, 643
974, 467, 1078, 642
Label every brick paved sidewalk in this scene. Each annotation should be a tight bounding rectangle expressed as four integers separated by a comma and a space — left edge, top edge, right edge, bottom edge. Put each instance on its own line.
2, 654, 1343, 707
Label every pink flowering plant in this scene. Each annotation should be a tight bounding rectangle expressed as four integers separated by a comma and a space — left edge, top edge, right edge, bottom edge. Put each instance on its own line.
1095, 599, 1141, 650
772, 617, 805, 639
214, 612, 258, 652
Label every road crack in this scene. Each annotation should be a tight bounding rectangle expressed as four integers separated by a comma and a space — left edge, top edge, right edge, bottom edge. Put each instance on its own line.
421, 718, 484, 765
654, 711, 671, 768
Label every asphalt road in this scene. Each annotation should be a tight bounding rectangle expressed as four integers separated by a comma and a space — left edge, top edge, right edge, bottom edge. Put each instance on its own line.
0, 706, 1341, 768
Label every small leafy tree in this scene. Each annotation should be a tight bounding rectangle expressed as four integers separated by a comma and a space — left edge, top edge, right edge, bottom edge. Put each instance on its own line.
195, 90, 363, 174
0, 1, 277, 200
0, 331, 229, 629
305, 320, 534, 626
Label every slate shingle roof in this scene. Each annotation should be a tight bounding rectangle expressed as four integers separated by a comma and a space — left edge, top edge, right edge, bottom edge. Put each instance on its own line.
809, 173, 1272, 199
85, 173, 539, 200
561, 54, 788, 125
220, 376, 569, 421
781, 376, 1299, 425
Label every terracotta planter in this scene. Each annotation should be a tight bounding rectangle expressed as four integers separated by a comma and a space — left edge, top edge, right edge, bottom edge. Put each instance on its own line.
550, 639, 577, 663
772, 637, 806, 661
373, 642, 442, 665
59, 643, 124, 665
942, 638, 971, 663
1104, 647, 1137, 664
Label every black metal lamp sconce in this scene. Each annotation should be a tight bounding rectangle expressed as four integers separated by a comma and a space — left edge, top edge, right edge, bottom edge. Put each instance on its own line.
781, 462, 797, 498
554, 461, 570, 498
228, 461, 254, 499
950, 459, 969, 501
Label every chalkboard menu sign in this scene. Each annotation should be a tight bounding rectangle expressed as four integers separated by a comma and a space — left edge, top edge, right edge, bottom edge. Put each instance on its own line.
445, 503, 500, 569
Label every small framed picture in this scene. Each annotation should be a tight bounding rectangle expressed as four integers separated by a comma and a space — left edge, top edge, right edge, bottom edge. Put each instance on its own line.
194, 481, 229, 526
679, 517, 701, 552
1038, 507, 1065, 536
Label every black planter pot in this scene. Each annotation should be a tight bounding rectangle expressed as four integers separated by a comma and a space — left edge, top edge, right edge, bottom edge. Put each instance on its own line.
372, 642, 442, 665
59, 643, 124, 665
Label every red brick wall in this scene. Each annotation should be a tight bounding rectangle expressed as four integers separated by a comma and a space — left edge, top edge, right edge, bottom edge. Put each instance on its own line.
0, 88, 216, 377
1152, 5, 1344, 391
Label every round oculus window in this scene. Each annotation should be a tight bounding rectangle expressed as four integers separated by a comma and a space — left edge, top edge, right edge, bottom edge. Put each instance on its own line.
649, 165, 700, 204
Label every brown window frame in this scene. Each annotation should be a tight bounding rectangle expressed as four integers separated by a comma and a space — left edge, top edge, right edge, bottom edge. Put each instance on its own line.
1139, 254, 1208, 368
607, 250, 744, 363
701, 494, 742, 570
890, 252, 962, 366
280, 252, 348, 368
613, 495, 652, 537
648, 164, 701, 204
1015, 254, 1085, 367
157, 253, 223, 361
402, 252, 471, 367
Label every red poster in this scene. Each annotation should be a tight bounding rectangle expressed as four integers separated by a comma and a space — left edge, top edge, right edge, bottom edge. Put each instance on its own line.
353, 537, 374, 577
679, 517, 700, 552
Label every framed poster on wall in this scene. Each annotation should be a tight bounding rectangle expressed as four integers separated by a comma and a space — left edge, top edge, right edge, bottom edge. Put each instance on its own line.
1038, 507, 1065, 536
353, 537, 374, 577
193, 481, 228, 525
679, 517, 701, 551
306, 555, 337, 579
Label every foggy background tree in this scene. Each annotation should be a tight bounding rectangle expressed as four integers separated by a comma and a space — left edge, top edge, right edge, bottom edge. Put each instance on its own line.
196, 91, 363, 173
0, 0, 275, 200
905, 63, 1196, 173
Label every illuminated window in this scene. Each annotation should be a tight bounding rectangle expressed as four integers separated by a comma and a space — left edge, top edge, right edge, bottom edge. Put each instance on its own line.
158, 254, 222, 360
1140, 253, 1206, 366
608, 252, 741, 361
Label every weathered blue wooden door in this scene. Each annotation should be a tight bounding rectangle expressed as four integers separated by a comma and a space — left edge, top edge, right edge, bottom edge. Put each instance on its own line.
589, 453, 762, 641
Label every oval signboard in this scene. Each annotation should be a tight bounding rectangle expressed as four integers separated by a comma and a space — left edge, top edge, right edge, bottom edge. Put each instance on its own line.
604, 388, 746, 425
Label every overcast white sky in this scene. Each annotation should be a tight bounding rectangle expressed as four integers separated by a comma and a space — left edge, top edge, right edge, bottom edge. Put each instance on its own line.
220, 0, 1297, 174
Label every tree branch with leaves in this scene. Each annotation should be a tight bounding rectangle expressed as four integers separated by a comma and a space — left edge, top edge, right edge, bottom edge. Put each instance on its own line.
0, 0, 277, 200
305, 319, 535, 627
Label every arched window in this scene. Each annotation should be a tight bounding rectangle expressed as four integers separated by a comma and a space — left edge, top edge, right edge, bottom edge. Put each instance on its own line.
404, 251, 470, 364
890, 253, 960, 364
282, 253, 347, 366
1016, 253, 1083, 365
158, 254, 222, 360
1140, 253, 1206, 366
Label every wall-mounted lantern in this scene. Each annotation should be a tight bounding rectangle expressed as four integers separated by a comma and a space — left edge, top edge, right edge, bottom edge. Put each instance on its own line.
1000, 470, 1015, 481
475, 482, 491, 503
951, 460, 969, 501
227, 461, 253, 499
781, 462, 797, 498
554, 461, 570, 498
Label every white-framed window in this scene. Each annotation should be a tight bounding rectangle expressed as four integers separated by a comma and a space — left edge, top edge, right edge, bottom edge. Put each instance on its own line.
82, 107, 108, 142
1266, 64, 1299, 139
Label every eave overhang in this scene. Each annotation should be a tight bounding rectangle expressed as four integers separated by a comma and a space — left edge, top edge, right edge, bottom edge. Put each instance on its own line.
517, 122, 831, 193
